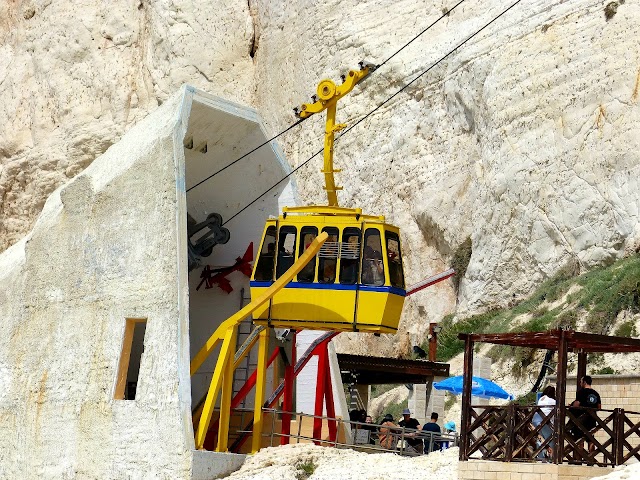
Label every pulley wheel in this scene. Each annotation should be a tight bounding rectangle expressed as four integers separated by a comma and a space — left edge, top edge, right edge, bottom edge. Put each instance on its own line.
317, 80, 336, 101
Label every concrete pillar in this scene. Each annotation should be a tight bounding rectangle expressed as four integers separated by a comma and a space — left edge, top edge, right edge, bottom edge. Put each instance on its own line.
409, 379, 446, 425
472, 356, 492, 406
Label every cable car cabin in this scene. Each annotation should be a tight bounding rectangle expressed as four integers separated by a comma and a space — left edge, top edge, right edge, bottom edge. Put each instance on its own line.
250, 206, 406, 333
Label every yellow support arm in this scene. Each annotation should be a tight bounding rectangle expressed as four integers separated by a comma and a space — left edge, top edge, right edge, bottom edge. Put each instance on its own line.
192, 232, 328, 450
294, 64, 373, 207
190, 232, 328, 376
251, 328, 269, 453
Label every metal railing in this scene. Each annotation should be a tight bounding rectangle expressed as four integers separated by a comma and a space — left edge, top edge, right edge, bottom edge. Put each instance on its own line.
258, 409, 458, 456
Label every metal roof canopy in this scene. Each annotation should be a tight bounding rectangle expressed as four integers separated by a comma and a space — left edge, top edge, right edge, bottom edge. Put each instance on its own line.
337, 353, 450, 385
458, 329, 640, 354
458, 329, 640, 462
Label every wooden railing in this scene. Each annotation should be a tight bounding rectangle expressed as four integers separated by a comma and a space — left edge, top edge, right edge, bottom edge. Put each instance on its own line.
462, 404, 640, 466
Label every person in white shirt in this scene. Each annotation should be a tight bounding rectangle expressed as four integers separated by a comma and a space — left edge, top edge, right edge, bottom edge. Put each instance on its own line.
533, 385, 556, 460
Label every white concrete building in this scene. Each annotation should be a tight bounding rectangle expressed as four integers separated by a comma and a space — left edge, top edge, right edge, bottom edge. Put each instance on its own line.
0, 86, 301, 479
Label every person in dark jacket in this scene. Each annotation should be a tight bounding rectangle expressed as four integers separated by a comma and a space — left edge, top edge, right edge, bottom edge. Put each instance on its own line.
399, 408, 423, 454
568, 376, 601, 439
567, 376, 601, 454
422, 412, 442, 453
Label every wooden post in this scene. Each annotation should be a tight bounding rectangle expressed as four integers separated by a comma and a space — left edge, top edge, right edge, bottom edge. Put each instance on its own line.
506, 403, 514, 462
429, 322, 437, 362
615, 408, 624, 466
555, 330, 568, 464
577, 351, 587, 392
460, 335, 474, 461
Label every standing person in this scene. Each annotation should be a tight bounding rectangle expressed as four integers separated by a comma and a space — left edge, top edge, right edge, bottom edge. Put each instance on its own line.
422, 412, 442, 453
399, 408, 423, 454
378, 414, 397, 450
362, 247, 384, 286
568, 376, 601, 449
533, 386, 556, 460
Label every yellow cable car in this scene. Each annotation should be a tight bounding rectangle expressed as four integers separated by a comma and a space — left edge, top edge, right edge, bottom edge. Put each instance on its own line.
251, 206, 405, 333
250, 63, 406, 333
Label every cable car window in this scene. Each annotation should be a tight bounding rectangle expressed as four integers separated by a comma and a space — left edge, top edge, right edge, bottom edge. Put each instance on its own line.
318, 227, 339, 283
276, 226, 297, 279
340, 227, 360, 285
386, 231, 404, 288
297, 226, 318, 283
362, 229, 384, 286
254, 225, 276, 281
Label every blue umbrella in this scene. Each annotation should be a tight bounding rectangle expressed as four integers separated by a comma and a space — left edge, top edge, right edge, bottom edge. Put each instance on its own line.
433, 375, 514, 400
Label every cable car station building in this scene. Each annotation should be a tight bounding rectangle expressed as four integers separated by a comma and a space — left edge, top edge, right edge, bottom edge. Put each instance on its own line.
0, 59, 420, 479
0, 86, 299, 479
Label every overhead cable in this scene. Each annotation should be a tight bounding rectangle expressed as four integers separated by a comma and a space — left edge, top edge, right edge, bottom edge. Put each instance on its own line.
375, 0, 467, 71
186, 117, 307, 193
222, 0, 524, 226
186, 1, 466, 193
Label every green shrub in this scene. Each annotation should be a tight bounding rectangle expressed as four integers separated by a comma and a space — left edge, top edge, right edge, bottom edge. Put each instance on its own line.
444, 392, 457, 411
378, 398, 409, 424
433, 311, 501, 362
514, 391, 537, 405
451, 237, 472, 292
297, 461, 316, 479
510, 347, 538, 377
553, 310, 578, 329
594, 366, 616, 375
371, 384, 401, 399
614, 319, 638, 338
577, 255, 640, 334
429, 253, 640, 366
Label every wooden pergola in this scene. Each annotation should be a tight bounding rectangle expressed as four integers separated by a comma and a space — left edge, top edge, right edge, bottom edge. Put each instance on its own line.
337, 353, 450, 385
458, 329, 640, 465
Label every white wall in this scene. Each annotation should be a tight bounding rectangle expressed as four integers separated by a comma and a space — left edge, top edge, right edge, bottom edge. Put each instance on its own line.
0, 86, 294, 479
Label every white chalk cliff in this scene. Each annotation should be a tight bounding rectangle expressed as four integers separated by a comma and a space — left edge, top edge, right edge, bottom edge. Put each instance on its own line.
1, 0, 639, 353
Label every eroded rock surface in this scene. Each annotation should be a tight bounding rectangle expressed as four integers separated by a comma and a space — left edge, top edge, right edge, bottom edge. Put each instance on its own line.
2, 0, 640, 356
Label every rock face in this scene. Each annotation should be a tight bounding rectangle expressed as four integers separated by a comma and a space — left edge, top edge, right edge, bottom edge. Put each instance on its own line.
2, 0, 640, 354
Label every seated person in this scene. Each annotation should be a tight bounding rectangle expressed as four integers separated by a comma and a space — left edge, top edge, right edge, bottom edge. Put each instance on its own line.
363, 414, 377, 445
370, 250, 384, 285
254, 243, 275, 281
321, 259, 336, 283
378, 414, 397, 450
422, 412, 442, 453
399, 408, 423, 454
441, 421, 456, 450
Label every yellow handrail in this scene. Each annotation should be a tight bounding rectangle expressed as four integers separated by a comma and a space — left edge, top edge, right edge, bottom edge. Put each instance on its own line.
192, 232, 329, 450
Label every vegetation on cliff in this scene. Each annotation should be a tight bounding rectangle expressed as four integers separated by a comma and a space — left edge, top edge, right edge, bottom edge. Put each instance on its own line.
429, 252, 640, 372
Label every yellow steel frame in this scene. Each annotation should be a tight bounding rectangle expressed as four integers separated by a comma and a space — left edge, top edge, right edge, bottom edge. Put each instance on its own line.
251, 328, 269, 453
190, 232, 328, 451
296, 66, 371, 207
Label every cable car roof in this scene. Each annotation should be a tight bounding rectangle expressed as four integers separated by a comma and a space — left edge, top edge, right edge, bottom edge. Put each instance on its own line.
280, 205, 386, 223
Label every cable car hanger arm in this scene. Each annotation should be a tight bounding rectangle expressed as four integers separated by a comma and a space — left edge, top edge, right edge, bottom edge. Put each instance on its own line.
292, 62, 375, 207
293, 62, 376, 119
